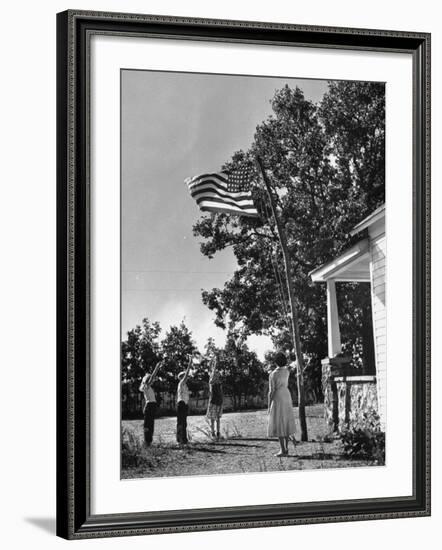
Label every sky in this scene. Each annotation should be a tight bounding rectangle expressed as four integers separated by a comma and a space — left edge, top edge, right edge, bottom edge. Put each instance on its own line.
121, 70, 328, 359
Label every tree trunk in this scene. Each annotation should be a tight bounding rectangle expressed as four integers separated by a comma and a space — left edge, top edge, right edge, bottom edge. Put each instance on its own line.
256, 157, 308, 441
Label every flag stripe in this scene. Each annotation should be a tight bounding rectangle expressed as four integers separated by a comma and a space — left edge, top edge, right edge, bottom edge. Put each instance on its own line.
187, 173, 229, 186
200, 206, 259, 217
190, 185, 253, 204
190, 181, 251, 200
199, 200, 254, 211
199, 200, 256, 216
195, 195, 255, 211
189, 178, 228, 193
189, 177, 243, 194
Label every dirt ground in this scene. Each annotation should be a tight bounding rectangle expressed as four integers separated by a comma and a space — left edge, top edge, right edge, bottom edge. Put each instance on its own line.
121, 405, 378, 479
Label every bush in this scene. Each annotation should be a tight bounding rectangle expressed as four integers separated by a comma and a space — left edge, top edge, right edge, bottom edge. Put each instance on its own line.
121, 426, 175, 470
122, 426, 145, 468
340, 411, 385, 464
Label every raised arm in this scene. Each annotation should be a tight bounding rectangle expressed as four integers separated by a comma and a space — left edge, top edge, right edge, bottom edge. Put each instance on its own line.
148, 360, 163, 385
209, 356, 218, 381
212, 355, 219, 373
288, 358, 298, 373
183, 355, 192, 382
267, 371, 275, 412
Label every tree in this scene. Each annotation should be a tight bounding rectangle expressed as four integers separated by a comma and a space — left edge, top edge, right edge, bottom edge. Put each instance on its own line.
222, 332, 266, 409
319, 80, 385, 212
193, 82, 385, 427
197, 337, 219, 382
201, 333, 267, 410
159, 321, 198, 393
121, 318, 161, 383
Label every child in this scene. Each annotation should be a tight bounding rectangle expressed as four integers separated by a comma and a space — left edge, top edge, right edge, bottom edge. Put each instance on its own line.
139, 360, 163, 446
206, 356, 223, 440
176, 355, 193, 444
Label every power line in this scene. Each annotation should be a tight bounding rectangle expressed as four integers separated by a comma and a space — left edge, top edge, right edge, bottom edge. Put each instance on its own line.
123, 269, 233, 274
123, 288, 206, 292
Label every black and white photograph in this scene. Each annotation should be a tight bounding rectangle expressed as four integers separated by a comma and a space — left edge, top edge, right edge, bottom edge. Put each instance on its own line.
120, 70, 386, 479
1, 0, 437, 546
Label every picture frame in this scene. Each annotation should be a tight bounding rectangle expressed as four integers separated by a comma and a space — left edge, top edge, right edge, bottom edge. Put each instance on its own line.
56, 9, 431, 540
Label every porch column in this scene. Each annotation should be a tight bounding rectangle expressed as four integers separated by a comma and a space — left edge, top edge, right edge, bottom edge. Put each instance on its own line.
326, 279, 342, 357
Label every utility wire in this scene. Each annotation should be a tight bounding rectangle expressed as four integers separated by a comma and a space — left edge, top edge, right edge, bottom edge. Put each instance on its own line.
258, 192, 291, 332
123, 288, 207, 292
123, 269, 233, 274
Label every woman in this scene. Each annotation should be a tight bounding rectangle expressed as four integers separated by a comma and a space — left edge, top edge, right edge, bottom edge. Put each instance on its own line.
139, 360, 163, 446
206, 357, 223, 440
267, 351, 296, 456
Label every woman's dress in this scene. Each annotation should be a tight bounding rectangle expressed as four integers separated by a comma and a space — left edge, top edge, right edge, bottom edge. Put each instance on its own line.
267, 367, 296, 437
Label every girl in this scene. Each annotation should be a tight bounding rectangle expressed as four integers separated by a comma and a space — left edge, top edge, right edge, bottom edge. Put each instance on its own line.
206, 356, 223, 440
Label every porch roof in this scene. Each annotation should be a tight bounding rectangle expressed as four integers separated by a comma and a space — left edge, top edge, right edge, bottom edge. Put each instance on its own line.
310, 238, 370, 283
349, 203, 385, 236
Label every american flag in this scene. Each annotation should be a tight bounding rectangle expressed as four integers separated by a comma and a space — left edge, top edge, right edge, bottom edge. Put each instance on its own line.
185, 167, 258, 217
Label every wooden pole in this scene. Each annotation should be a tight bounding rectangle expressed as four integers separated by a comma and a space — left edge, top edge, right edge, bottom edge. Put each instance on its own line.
255, 156, 308, 441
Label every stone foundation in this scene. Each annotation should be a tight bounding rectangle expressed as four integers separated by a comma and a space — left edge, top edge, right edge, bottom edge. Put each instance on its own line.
322, 357, 378, 432
321, 360, 339, 432
335, 376, 378, 428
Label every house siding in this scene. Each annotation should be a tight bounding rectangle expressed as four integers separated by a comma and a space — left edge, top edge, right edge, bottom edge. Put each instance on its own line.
370, 234, 386, 428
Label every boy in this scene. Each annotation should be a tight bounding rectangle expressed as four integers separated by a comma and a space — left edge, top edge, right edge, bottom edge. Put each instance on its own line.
176, 355, 193, 444
139, 360, 163, 446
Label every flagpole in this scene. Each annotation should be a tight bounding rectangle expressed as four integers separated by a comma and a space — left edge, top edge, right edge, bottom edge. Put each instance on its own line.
255, 156, 308, 442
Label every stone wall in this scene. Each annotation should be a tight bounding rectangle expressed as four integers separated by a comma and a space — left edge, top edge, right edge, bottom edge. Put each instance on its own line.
335, 376, 378, 429
322, 357, 378, 432
321, 360, 339, 432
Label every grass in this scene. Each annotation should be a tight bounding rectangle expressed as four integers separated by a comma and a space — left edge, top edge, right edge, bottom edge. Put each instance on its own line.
121, 405, 380, 479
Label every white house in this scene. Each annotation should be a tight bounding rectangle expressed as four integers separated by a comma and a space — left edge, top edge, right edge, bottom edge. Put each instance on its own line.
310, 204, 386, 429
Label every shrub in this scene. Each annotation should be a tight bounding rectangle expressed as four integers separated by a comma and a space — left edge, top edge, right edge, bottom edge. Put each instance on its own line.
122, 426, 171, 469
121, 426, 145, 468
340, 411, 385, 464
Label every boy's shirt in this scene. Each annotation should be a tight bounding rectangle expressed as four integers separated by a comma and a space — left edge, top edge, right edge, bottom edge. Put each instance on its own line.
139, 374, 156, 403
177, 380, 189, 404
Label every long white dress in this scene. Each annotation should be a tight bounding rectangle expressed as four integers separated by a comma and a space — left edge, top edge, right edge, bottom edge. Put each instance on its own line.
267, 367, 296, 437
